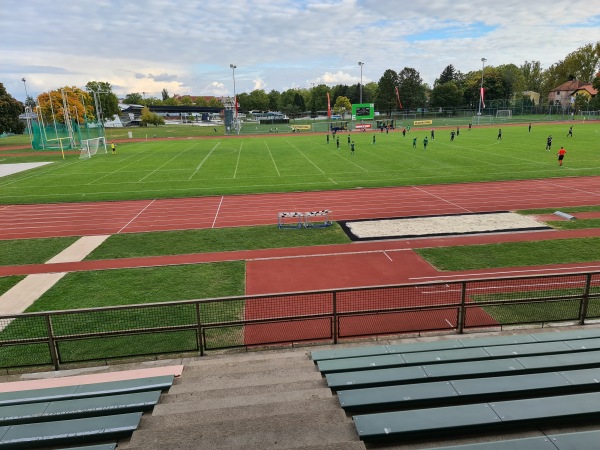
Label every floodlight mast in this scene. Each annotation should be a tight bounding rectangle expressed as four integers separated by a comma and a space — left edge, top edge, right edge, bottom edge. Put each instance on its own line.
358, 62, 364, 103
22, 78, 34, 146
230, 64, 237, 118
478, 58, 486, 117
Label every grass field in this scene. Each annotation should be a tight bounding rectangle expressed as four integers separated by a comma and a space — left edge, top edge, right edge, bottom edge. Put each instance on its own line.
0, 122, 599, 204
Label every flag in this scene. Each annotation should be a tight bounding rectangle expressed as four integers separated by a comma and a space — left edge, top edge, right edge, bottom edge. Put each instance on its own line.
395, 86, 403, 109
480, 87, 486, 109
327, 93, 331, 118
235, 96, 238, 118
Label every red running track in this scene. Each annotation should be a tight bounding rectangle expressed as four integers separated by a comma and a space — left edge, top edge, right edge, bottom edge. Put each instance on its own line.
3, 176, 600, 240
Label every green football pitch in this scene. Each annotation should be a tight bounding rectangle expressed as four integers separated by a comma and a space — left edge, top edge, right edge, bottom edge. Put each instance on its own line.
1, 122, 598, 205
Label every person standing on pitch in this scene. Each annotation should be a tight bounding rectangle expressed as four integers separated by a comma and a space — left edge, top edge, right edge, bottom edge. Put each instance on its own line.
336, 137, 340, 149
412, 137, 417, 148
567, 126, 573, 137
347, 134, 351, 146
326, 134, 330, 144
111, 142, 117, 154
497, 129, 502, 140
351, 141, 355, 155
546, 135, 553, 151
372, 134, 376, 144
557, 147, 566, 166
423, 136, 428, 150
431, 129, 435, 139
450, 130, 455, 141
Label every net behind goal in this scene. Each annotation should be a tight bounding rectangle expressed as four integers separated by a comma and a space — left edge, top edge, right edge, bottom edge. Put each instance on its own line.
496, 110, 512, 119
80, 137, 107, 159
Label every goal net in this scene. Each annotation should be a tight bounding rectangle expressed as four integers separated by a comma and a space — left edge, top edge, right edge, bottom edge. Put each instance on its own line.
80, 137, 107, 159
496, 110, 512, 119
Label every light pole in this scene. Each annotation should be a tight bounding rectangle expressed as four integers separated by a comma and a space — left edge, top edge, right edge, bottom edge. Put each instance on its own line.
21, 78, 34, 146
230, 64, 237, 118
478, 58, 486, 116
21, 78, 29, 103
358, 62, 364, 104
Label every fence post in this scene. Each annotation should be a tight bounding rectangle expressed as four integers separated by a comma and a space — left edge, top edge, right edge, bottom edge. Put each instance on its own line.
333, 291, 338, 344
579, 274, 592, 325
195, 302, 204, 356
457, 282, 467, 334
45, 314, 60, 371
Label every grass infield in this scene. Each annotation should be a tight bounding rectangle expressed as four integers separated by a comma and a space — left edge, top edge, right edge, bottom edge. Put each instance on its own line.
0, 122, 599, 205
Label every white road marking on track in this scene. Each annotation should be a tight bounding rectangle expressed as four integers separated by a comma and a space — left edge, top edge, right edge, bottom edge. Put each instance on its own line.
212, 196, 224, 228
383, 251, 393, 261
118, 199, 156, 233
410, 264, 600, 280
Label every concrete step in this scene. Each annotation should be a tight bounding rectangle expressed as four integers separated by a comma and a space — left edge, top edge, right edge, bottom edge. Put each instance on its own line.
155, 387, 335, 414
182, 352, 315, 375
150, 396, 342, 421
120, 420, 358, 450
123, 441, 366, 450
165, 378, 325, 398
176, 366, 323, 390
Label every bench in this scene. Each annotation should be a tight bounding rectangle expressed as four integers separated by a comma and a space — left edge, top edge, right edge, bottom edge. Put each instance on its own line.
427, 429, 600, 449
311, 329, 600, 362
326, 349, 600, 390
0, 391, 160, 426
0, 375, 173, 407
337, 367, 600, 412
352, 391, 600, 441
0, 412, 141, 448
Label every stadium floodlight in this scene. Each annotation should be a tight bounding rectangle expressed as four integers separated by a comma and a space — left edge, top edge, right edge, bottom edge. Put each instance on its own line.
230, 64, 237, 118
478, 58, 486, 116
358, 62, 364, 104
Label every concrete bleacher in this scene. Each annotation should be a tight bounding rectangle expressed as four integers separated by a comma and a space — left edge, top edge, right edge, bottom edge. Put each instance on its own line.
3, 326, 600, 449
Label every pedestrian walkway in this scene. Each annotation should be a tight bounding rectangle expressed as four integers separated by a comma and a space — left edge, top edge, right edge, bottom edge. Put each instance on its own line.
0, 235, 109, 316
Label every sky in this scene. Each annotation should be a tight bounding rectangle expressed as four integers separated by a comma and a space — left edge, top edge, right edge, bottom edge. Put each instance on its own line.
2, 0, 600, 103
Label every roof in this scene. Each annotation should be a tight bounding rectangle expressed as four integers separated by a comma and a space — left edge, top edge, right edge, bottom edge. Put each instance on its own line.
571, 85, 598, 96
550, 79, 588, 93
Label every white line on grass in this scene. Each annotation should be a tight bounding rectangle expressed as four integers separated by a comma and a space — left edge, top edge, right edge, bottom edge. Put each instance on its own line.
233, 142, 243, 179
284, 138, 325, 174
0, 160, 79, 188
212, 196, 224, 228
189, 142, 221, 180
140, 142, 198, 182
264, 141, 281, 177
328, 178, 338, 184
118, 199, 155, 233
88, 142, 176, 185
412, 185, 472, 213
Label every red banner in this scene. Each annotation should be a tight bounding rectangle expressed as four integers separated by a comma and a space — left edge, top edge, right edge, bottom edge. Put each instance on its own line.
327, 93, 331, 118
395, 86, 403, 109
480, 87, 485, 109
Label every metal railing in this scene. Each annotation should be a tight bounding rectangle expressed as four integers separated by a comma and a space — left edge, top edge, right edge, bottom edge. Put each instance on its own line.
1, 270, 599, 370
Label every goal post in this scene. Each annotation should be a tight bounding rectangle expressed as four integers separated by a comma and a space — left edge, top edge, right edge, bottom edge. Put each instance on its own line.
79, 137, 107, 160
496, 110, 512, 120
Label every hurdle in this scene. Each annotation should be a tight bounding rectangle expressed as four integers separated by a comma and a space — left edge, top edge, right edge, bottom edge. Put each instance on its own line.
278, 212, 304, 229
304, 210, 333, 228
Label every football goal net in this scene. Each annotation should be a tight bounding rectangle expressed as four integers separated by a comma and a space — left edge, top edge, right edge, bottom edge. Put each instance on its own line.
79, 137, 107, 159
496, 110, 512, 120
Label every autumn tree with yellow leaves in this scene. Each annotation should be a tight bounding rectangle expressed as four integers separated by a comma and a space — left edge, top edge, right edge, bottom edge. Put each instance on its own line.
36, 86, 95, 125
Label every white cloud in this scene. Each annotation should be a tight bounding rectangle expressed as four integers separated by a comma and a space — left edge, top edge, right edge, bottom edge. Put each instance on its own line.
2, 0, 599, 101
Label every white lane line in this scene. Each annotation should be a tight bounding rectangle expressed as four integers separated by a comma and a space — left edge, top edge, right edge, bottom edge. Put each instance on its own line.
212, 196, 224, 228
118, 199, 155, 233
383, 251, 393, 262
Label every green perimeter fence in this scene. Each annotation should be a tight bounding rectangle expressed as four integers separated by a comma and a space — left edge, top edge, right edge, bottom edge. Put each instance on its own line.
1, 270, 599, 370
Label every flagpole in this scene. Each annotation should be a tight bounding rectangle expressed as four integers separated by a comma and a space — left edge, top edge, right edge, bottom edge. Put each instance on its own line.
478, 58, 487, 123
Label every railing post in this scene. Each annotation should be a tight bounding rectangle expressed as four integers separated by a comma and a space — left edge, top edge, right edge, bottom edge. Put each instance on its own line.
195, 302, 204, 356
333, 291, 338, 344
579, 274, 592, 325
45, 314, 60, 371
457, 282, 467, 334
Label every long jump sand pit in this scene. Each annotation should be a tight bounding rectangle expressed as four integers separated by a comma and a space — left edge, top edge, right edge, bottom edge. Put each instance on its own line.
0, 162, 52, 178
340, 211, 552, 241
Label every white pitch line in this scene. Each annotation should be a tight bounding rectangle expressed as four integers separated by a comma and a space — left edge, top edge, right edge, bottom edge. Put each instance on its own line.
189, 142, 220, 180
139, 142, 198, 182
118, 199, 155, 233
211, 196, 224, 228
409, 264, 600, 280
233, 142, 243, 179
264, 141, 281, 177
284, 138, 325, 174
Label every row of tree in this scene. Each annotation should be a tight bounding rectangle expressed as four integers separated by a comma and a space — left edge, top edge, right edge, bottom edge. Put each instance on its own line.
1, 42, 599, 134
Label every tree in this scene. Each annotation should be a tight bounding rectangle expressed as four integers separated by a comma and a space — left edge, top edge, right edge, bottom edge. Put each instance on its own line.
333, 96, 351, 118
207, 97, 224, 108
267, 89, 281, 111
37, 86, 94, 125
123, 92, 144, 104
140, 106, 164, 127
24, 96, 36, 109
436, 65, 456, 86
161, 88, 169, 101
429, 82, 464, 108
0, 83, 25, 134
179, 95, 194, 106
85, 81, 120, 121
497, 64, 526, 102
520, 60, 544, 92
376, 69, 399, 114
247, 89, 270, 111
397, 67, 427, 110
